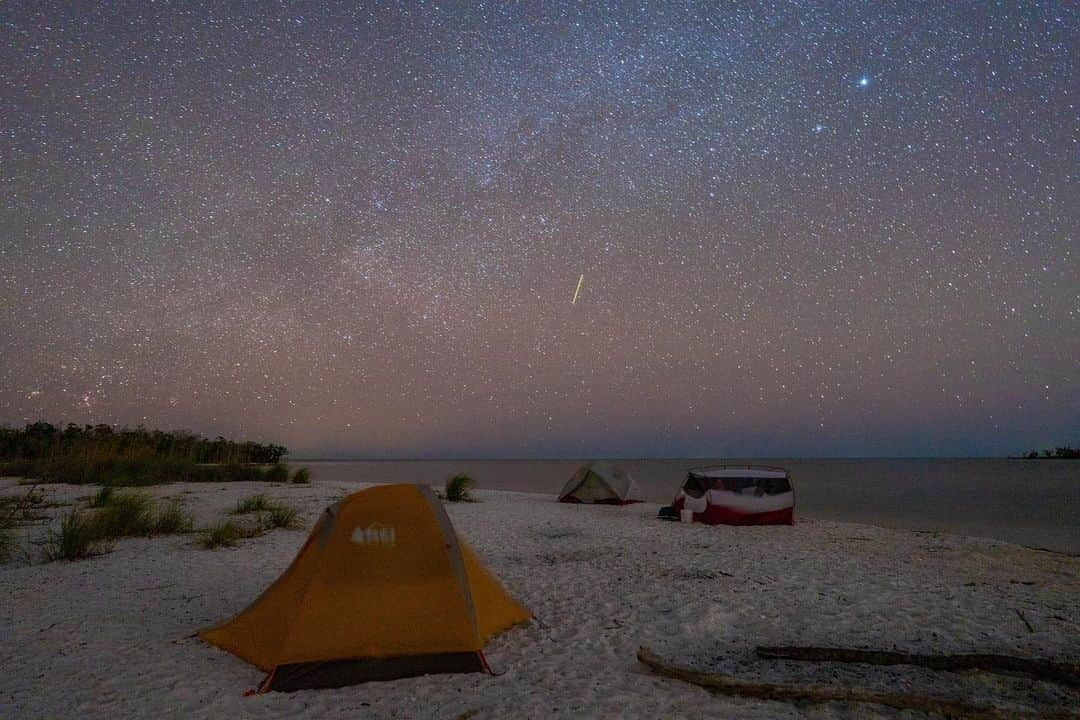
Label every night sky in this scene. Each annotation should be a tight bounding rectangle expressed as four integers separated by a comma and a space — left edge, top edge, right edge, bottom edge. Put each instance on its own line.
2, 2, 1077, 457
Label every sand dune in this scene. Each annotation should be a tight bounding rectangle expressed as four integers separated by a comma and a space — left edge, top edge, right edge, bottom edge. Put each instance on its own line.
2, 478, 1077, 719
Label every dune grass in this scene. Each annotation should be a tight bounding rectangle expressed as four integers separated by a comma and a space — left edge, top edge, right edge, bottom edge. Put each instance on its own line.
264, 504, 298, 529
200, 520, 244, 549
153, 500, 194, 534
445, 473, 474, 502
91, 491, 195, 539
230, 493, 299, 526
231, 494, 273, 515
199, 519, 267, 549
40, 490, 194, 562
202, 495, 300, 547
291, 467, 311, 484
44, 510, 103, 561
92, 492, 156, 538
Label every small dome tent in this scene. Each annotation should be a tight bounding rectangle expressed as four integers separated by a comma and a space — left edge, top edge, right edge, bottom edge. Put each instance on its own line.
669, 465, 794, 525
200, 484, 530, 692
558, 462, 642, 505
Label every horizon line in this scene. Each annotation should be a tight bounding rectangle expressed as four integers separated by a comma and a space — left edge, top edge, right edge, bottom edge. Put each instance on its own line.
284, 454, 1036, 462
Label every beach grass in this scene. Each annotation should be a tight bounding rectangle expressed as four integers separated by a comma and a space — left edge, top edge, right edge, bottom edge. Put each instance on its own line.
200, 520, 244, 549
199, 519, 267, 549
153, 501, 194, 534
291, 467, 311, 484
202, 494, 300, 548
231, 494, 273, 515
44, 510, 103, 561
91, 492, 156, 538
229, 494, 299, 528
38, 490, 195, 562
264, 504, 299, 529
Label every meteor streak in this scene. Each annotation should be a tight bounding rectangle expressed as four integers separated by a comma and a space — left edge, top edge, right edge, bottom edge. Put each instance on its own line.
571, 273, 584, 304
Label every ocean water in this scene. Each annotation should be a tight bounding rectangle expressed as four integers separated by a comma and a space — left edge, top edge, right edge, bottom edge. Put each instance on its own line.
299, 458, 1079, 554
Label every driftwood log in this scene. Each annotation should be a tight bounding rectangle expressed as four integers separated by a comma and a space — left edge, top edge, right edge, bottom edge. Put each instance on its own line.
637, 647, 1078, 720
757, 646, 1080, 689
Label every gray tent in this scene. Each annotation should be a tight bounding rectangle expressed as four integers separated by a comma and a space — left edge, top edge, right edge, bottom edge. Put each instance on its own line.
558, 462, 642, 505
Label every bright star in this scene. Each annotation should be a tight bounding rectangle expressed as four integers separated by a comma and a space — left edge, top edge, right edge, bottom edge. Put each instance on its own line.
858, 76, 870, 87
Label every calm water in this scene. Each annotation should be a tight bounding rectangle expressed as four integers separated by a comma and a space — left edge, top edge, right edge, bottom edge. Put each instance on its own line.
299, 458, 1079, 554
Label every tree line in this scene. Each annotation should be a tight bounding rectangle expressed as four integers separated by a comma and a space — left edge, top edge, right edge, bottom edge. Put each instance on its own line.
1018, 445, 1080, 460
0, 422, 287, 465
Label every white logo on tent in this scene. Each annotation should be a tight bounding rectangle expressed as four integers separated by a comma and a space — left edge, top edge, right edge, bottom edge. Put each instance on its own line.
350, 523, 396, 547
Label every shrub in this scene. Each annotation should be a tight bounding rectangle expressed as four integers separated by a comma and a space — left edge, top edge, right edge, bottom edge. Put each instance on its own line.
0, 513, 12, 561
0, 459, 36, 478
3, 485, 52, 561
196, 463, 270, 483
291, 467, 311, 484
444, 473, 474, 502
89, 485, 114, 508
264, 505, 298, 529
264, 464, 289, 483
231, 494, 272, 515
45, 510, 102, 561
91, 492, 155, 539
153, 501, 194, 534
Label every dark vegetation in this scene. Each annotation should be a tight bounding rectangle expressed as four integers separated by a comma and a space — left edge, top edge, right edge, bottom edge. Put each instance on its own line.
43, 490, 194, 561
3, 483, 300, 562
1018, 445, 1080, 459
200, 520, 261, 549
44, 510, 100, 562
443, 473, 475, 502
265, 504, 299, 529
1, 486, 58, 562
231, 494, 274, 515
0, 422, 310, 485
201, 493, 300, 549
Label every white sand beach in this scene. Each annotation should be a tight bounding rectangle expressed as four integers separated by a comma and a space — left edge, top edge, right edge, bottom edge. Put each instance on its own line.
2, 478, 1078, 719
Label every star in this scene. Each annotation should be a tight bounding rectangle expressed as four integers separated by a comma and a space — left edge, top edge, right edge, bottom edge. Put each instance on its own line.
0, 2, 1072, 457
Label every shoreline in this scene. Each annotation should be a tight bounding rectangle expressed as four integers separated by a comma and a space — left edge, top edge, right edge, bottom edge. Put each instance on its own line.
4, 475, 1077, 558
2, 479, 1078, 718
295, 459, 1080, 554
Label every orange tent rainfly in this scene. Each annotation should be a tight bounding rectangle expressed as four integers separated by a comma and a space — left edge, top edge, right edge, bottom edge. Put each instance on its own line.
199, 484, 531, 692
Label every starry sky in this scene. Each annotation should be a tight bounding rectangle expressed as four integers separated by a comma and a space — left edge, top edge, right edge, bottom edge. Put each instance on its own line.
1, 1, 1077, 458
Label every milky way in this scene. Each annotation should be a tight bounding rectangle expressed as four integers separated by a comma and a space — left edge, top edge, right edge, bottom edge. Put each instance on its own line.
1, 2, 1077, 457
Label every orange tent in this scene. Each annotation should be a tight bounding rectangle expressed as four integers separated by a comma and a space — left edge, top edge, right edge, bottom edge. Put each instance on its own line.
200, 484, 530, 691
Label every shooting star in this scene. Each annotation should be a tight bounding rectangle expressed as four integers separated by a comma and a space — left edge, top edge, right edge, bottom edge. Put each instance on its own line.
571, 273, 584, 304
